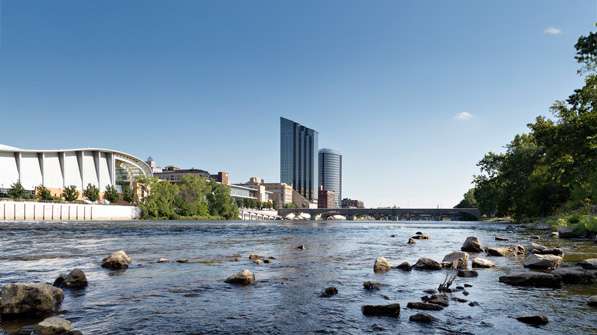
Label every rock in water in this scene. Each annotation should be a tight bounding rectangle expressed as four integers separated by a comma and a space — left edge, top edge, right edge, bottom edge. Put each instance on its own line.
53, 269, 88, 289
101, 250, 132, 270
442, 251, 469, 269
558, 227, 581, 238
361, 304, 400, 317
472, 257, 495, 268
395, 261, 412, 271
495, 236, 509, 241
523, 254, 562, 270
407, 238, 416, 245
409, 313, 436, 323
498, 272, 561, 288
510, 245, 527, 256
413, 258, 442, 271
457, 270, 479, 278
363, 281, 381, 291
35, 316, 73, 335
577, 258, 597, 270
411, 234, 429, 240
373, 257, 392, 273
461, 236, 482, 253
157, 258, 170, 263
422, 294, 449, 307
225, 269, 255, 285
588, 296, 597, 307
551, 268, 595, 284
0, 283, 64, 317
516, 315, 549, 326
485, 247, 510, 257
320, 287, 338, 298
406, 302, 444, 311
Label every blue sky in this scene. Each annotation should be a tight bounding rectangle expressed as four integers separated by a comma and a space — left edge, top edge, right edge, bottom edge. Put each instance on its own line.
0, 1, 595, 207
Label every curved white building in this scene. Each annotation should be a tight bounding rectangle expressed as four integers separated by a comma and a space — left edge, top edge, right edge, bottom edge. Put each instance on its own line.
0, 144, 151, 195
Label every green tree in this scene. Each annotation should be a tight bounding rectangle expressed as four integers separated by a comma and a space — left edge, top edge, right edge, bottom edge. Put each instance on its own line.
122, 185, 135, 203
62, 185, 79, 202
207, 182, 239, 219
35, 185, 53, 201
8, 182, 28, 200
83, 184, 100, 202
454, 188, 477, 208
104, 185, 119, 203
138, 177, 178, 219
175, 175, 210, 217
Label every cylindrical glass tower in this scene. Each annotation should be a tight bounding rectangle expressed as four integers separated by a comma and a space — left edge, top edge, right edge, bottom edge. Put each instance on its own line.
318, 148, 342, 208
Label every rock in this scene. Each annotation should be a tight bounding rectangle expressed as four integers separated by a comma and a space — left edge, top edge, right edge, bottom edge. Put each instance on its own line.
361, 304, 400, 317
224, 269, 255, 285
423, 289, 437, 294
468, 301, 480, 307
495, 236, 509, 241
409, 313, 436, 323
523, 254, 562, 270
374, 257, 392, 273
577, 258, 597, 270
411, 234, 429, 240
157, 258, 169, 263
551, 232, 559, 238
252, 259, 263, 265
516, 315, 549, 326
529, 235, 540, 240
457, 270, 478, 278
558, 227, 581, 238
530, 243, 563, 256
422, 294, 449, 307
588, 296, 597, 307
407, 238, 416, 245
415, 231, 423, 235
101, 250, 132, 270
485, 247, 510, 257
413, 258, 442, 271
552, 268, 595, 284
454, 286, 464, 290
406, 302, 444, 311
452, 297, 468, 303
510, 244, 527, 256
461, 236, 482, 252
296, 245, 305, 250
176, 259, 189, 263
248, 254, 263, 261
35, 316, 73, 335
498, 272, 561, 288
0, 283, 64, 317
472, 257, 495, 268
390, 234, 396, 238
53, 269, 87, 289
320, 287, 338, 298
363, 281, 381, 291
442, 251, 469, 269
464, 284, 472, 287
395, 261, 412, 271
263, 259, 271, 264
462, 290, 470, 296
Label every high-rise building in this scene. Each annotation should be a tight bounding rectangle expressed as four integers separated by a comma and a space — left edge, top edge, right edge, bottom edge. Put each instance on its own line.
280, 117, 318, 201
318, 148, 342, 207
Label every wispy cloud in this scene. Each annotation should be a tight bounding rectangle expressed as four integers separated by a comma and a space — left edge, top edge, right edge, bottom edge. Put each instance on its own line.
544, 27, 561, 36
454, 112, 473, 121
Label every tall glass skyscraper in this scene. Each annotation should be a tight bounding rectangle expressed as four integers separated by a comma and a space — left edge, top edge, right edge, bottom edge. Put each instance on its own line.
280, 117, 318, 201
318, 148, 342, 207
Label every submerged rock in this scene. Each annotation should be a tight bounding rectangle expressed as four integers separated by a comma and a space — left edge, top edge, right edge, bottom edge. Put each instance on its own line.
422, 294, 449, 307
461, 236, 482, 253
225, 269, 255, 285
411, 234, 429, 240
588, 296, 597, 307
409, 312, 437, 323
296, 245, 306, 250
485, 247, 510, 257
498, 272, 561, 288
551, 267, 595, 284
53, 269, 88, 289
0, 283, 64, 317
406, 302, 444, 311
320, 287, 338, 298
374, 257, 392, 273
529, 243, 563, 256
523, 254, 562, 270
101, 250, 132, 270
35, 316, 72, 335
363, 281, 381, 291
413, 258, 442, 271
516, 315, 549, 326
361, 304, 400, 317
407, 238, 416, 245
457, 270, 478, 278
495, 236, 509, 241
577, 258, 597, 270
472, 257, 495, 268
395, 261, 412, 271
442, 251, 469, 269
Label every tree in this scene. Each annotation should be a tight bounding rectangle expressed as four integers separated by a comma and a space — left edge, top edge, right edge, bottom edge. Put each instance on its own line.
122, 186, 135, 203
104, 185, 119, 203
35, 185, 53, 201
8, 182, 28, 200
175, 175, 209, 217
454, 188, 477, 208
207, 182, 239, 219
83, 184, 100, 202
138, 177, 178, 219
62, 185, 79, 202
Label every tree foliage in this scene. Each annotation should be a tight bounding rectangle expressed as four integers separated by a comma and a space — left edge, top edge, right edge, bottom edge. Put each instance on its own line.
35, 185, 53, 201
62, 185, 79, 202
8, 182, 28, 200
104, 185, 119, 203
83, 184, 100, 202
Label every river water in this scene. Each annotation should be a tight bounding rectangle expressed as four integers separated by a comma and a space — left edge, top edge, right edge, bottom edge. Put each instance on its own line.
0, 221, 595, 335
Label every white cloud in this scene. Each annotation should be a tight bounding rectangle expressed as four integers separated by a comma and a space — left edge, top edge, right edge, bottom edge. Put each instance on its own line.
544, 27, 561, 35
454, 112, 473, 121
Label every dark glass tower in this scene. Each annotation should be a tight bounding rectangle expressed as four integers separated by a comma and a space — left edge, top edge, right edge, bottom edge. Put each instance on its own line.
280, 117, 318, 201
318, 148, 342, 208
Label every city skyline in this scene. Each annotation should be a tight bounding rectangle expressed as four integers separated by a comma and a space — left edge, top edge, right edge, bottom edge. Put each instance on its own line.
1, 1, 594, 207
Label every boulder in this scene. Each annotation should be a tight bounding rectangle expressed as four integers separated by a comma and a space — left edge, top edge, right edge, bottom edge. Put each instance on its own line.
442, 251, 469, 269
498, 272, 561, 288
472, 257, 495, 268
577, 258, 597, 270
53, 269, 88, 289
320, 287, 338, 298
0, 283, 64, 317
468, 301, 480, 307
406, 302, 444, 311
457, 270, 478, 278
407, 238, 416, 245
464, 283, 472, 287
413, 258, 442, 271
461, 236, 482, 252
485, 247, 509, 257
395, 261, 412, 271
363, 281, 381, 291
588, 296, 597, 307
157, 258, 170, 263
551, 268, 595, 284
373, 257, 392, 273
510, 244, 527, 256
558, 227, 582, 238
224, 269, 255, 285
176, 259, 189, 263
248, 254, 263, 261
35, 316, 73, 335
516, 315, 549, 326
422, 294, 449, 307
523, 254, 562, 270
296, 245, 305, 250
495, 236, 509, 241
453, 297, 468, 303
361, 304, 400, 317
529, 243, 563, 256
411, 234, 429, 240
101, 250, 132, 270
409, 313, 437, 323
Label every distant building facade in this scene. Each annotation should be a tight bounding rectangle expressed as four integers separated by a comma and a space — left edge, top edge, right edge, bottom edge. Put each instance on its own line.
318, 188, 336, 209
154, 166, 211, 183
280, 117, 318, 202
341, 198, 365, 209
318, 148, 342, 207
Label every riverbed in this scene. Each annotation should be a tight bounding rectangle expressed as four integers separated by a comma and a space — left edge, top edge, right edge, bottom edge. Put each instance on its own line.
0, 221, 595, 334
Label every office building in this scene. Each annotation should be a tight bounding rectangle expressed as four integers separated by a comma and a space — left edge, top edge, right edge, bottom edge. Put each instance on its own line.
318, 148, 342, 207
280, 117, 318, 201
318, 188, 336, 209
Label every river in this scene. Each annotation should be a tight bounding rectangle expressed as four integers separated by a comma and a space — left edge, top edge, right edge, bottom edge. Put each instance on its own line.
0, 221, 595, 334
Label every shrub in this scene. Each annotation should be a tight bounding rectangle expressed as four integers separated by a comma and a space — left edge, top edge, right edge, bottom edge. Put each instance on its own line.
83, 184, 100, 202
8, 182, 28, 200
104, 185, 119, 203
62, 185, 79, 202
35, 185, 53, 201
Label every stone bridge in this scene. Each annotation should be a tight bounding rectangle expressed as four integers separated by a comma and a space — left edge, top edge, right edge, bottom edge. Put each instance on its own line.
277, 207, 481, 221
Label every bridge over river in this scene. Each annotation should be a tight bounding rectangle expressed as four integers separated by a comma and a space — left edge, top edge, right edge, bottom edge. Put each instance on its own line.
277, 207, 480, 221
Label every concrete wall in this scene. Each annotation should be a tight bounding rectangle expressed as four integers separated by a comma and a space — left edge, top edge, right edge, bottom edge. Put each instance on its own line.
0, 200, 141, 221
